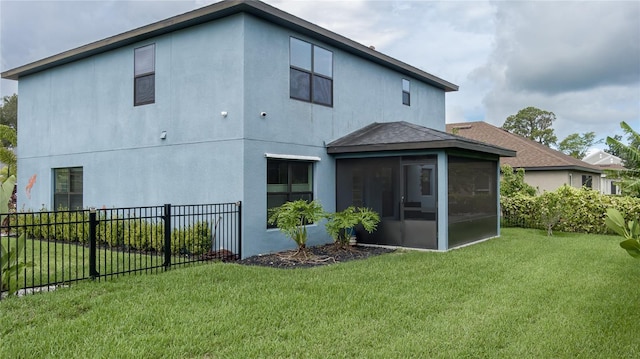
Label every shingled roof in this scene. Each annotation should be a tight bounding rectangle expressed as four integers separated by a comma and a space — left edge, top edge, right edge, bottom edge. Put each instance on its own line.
446, 121, 601, 173
1, 0, 457, 92
326, 121, 516, 156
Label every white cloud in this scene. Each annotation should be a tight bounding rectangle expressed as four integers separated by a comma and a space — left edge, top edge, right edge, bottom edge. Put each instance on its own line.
1, 0, 638, 142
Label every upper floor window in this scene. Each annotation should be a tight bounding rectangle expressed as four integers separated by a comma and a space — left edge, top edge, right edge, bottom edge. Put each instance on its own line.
402, 79, 411, 106
289, 37, 333, 107
54, 167, 83, 210
134, 44, 155, 106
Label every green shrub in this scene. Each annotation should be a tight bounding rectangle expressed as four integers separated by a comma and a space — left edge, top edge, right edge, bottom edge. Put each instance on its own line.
501, 185, 640, 234
325, 206, 380, 247
268, 200, 324, 250
9, 207, 214, 256
171, 221, 212, 256
500, 164, 537, 197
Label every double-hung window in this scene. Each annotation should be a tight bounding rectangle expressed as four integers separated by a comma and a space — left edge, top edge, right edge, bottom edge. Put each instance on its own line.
134, 44, 155, 106
267, 159, 314, 227
289, 37, 333, 107
402, 79, 411, 106
53, 167, 83, 210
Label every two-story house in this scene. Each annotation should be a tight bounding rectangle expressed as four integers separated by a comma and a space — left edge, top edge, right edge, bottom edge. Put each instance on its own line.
2, 0, 514, 258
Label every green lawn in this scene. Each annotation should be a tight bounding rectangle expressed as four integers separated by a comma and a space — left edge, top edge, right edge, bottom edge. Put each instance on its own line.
1, 237, 164, 289
1, 228, 638, 358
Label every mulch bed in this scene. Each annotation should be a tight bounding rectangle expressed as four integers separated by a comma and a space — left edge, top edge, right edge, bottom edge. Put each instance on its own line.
237, 244, 395, 269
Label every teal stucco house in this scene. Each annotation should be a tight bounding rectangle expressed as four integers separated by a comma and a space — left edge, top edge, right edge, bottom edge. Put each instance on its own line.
1, 0, 514, 258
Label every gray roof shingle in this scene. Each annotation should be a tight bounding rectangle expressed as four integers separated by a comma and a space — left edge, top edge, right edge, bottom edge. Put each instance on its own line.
327, 121, 516, 156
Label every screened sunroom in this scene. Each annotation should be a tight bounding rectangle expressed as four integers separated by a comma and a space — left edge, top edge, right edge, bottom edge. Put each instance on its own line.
327, 122, 515, 251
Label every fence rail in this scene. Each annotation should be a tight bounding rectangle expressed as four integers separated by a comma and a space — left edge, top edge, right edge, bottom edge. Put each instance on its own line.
1, 202, 241, 300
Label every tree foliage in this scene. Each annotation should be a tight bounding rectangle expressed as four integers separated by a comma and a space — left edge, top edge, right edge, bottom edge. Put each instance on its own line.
0, 94, 17, 130
500, 164, 537, 197
605, 134, 623, 157
558, 132, 601, 159
0, 124, 17, 176
502, 106, 558, 146
605, 121, 640, 197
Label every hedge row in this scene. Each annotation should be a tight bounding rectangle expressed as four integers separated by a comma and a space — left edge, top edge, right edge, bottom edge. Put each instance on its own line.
10, 212, 212, 255
501, 185, 640, 234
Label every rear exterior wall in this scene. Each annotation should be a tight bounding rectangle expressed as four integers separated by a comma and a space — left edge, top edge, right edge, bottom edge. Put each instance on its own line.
15, 13, 447, 257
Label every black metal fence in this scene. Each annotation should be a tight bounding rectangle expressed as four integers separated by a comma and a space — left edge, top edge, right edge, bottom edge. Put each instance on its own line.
0, 202, 241, 300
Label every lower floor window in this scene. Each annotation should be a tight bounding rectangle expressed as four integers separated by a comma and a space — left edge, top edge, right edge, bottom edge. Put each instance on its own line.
54, 167, 83, 210
267, 159, 313, 227
582, 175, 593, 189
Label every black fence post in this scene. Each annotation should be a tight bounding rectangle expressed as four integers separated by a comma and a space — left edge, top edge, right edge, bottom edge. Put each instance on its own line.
89, 208, 99, 279
163, 204, 172, 270
237, 201, 242, 259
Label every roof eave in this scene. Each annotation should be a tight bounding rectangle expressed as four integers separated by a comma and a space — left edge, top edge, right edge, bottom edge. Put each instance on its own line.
1, 0, 458, 92
511, 165, 603, 174
327, 140, 516, 157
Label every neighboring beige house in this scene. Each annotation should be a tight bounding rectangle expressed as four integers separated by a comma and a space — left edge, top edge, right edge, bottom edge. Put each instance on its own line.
446, 121, 602, 193
582, 149, 624, 195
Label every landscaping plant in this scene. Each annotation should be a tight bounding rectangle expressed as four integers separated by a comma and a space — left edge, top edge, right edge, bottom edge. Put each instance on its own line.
605, 208, 640, 259
267, 199, 324, 251
0, 175, 32, 294
325, 206, 380, 248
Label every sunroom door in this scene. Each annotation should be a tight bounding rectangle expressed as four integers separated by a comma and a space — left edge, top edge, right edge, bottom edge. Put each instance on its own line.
401, 161, 437, 249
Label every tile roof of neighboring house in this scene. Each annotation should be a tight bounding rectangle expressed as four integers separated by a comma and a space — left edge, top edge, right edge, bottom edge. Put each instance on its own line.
1, 0, 457, 92
446, 121, 602, 173
327, 121, 516, 157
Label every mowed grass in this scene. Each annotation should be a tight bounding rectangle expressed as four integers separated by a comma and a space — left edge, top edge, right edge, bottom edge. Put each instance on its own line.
1, 237, 163, 289
1, 228, 639, 358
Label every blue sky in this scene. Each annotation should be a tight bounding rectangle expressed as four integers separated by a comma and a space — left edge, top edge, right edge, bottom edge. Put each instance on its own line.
1, 0, 638, 145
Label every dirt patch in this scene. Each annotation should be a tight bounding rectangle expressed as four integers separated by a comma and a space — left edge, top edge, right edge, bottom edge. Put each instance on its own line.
237, 244, 395, 269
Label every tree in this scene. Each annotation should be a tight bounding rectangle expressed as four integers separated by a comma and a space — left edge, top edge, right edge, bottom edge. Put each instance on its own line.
558, 132, 601, 159
605, 121, 640, 197
605, 134, 623, 157
0, 125, 17, 176
0, 94, 17, 130
502, 106, 558, 146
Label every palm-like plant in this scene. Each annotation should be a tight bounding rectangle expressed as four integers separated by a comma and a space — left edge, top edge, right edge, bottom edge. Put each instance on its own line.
606, 122, 640, 197
325, 206, 380, 248
0, 175, 31, 294
267, 200, 324, 252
